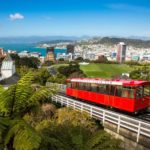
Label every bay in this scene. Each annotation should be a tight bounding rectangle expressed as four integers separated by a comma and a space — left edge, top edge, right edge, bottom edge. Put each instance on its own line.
0, 43, 46, 56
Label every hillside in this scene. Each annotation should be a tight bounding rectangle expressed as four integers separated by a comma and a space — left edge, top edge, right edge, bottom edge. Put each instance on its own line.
78, 37, 150, 48
80, 63, 132, 78
100, 37, 150, 48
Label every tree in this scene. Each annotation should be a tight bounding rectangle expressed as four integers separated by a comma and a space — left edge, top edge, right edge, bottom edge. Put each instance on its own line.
58, 62, 85, 77
47, 73, 66, 84
10, 53, 20, 67
34, 108, 121, 150
17, 66, 35, 77
42, 61, 54, 66
0, 73, 121, 150
19, 57, 40, 69
58, 58, 65, 62
10, 54, 40, 69
84, 130, 121, 150
0, 72, 55, 150
130, 66, 150, 80
75, 57, 83, 62
94, 55, 108, 63
36, 68, 51, 85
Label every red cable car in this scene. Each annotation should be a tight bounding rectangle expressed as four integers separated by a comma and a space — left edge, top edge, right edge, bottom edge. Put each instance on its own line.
66, 78, 150, 113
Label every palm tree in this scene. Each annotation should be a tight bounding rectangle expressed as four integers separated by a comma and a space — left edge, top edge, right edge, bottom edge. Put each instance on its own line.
0, 72, 55, 150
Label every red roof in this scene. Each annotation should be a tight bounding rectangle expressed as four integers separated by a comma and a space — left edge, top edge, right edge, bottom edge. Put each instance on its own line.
68, 78, 150, 86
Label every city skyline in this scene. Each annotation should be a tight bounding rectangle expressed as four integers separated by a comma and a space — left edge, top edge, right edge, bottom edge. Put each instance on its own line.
0, 0, 150, 37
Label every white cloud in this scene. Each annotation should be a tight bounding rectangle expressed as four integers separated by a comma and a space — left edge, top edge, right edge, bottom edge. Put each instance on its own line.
9, 13, 24, 21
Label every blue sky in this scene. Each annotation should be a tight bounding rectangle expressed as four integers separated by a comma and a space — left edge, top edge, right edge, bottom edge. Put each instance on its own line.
0, 0, 150, 37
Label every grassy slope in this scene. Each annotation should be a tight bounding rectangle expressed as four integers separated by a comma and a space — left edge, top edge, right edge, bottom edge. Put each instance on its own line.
50, 64, 69, 69
80, 63, 133, 78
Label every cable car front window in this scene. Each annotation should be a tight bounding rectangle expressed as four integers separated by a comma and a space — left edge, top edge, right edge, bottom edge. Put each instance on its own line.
71, 82, 77, 89
144, 85, 150, 97
136, 86, 143, 99
67, 83, 71, 88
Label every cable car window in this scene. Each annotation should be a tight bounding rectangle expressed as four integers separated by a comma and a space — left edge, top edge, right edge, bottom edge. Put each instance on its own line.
115, 86, 122, 97
110, 85, 116, 96
79, 83, 85, 90
85, 83, 91, 91
91, 83, 98, 92
71, 82, 77, 89
67, 83, 71, 88
105, 85, 110, 94
136, 86, 143, 99
98, 85, 106, 94
122, 86, 135, 99
144, 85, 150, 96
129, 87, 135, 99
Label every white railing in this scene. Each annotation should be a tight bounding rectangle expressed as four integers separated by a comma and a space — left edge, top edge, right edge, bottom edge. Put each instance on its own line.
52, 94, 150, 143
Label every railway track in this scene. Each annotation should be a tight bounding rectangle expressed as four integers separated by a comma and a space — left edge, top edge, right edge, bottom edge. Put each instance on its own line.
138, 113, 150, 122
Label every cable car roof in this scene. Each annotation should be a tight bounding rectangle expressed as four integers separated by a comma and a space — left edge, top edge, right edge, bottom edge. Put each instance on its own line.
67, 78, 150, 86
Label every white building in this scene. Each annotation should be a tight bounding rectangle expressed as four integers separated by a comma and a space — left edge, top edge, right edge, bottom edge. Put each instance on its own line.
18, 51, 30, 57
30, 52, 41, 58
1, 55, 16, 79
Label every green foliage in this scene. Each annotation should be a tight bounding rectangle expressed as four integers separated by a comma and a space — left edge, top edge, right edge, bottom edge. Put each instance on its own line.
125, 61, 141, 66
47, 73, 66, 84
0, 72, 121, 150
10, 53, 40, 69
0, 72, 55, 150
36, 68, 51, 85
10, 53, 20, 68
84, 130, 121, 150
42, 60, 54, 66
17, 66, 36, 77
56, 108, 98, 132
19, 57, 40, 69
58, 62, 85, 77
0, 84, 16, 116
75, 57, 84, 62
130, 66, 150, 80
5, 119, 41, 150
93, 55, 108, 63
58, 58, 65, 61
17, 67, 51, 85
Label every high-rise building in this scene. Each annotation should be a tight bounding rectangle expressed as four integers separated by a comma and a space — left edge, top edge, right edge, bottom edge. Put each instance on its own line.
46, 47, 54, 54
46, 47, 55, 61
0, 48, 4, 58
45, 52, 55, 62
67, 45, 75, 54
116, 42, 127, 63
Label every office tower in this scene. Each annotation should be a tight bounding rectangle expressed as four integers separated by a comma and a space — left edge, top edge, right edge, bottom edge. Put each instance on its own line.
67, 44, 75, 54
46, 47, 54, 54
45, 52, 55, 62
116, 42, 126, 63
46, 47, 55, 61
0, 48, 4, 58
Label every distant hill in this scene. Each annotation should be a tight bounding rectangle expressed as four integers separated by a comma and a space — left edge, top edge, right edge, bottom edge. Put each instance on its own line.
89, 37, 150, 48
0, 36, 83, 44
1, 36, 150, 48
37, 40, 73, 44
